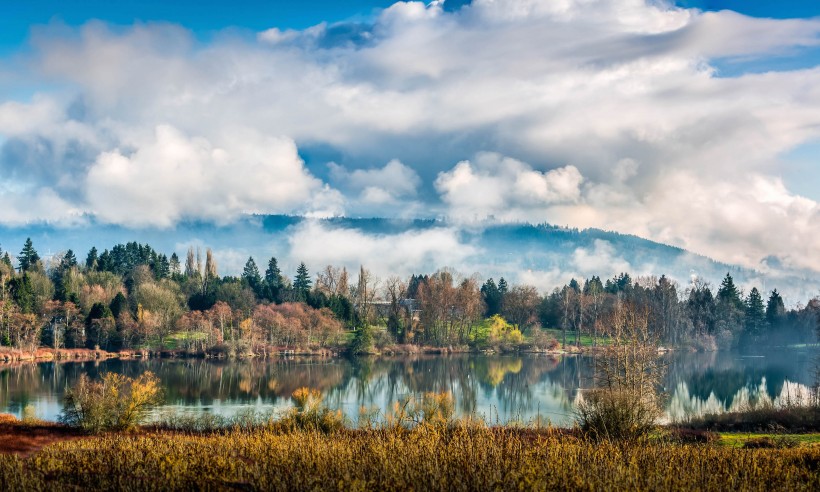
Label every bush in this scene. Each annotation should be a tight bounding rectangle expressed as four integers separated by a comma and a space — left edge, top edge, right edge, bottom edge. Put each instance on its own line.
59, 372, 163, 433
279, 387, 345, 433
576, 389, 661, 441
575, 302, 665, 442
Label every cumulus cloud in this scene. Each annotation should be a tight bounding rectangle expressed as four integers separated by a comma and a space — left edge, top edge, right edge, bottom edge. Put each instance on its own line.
1, 0, 820, 279
85, 125, 330, 227
435, 152, 583, 221
329, 158, 421, 204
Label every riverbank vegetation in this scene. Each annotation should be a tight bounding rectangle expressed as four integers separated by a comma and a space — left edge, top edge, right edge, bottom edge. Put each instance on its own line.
0, 415, 818, 491
0, 238, 817, 359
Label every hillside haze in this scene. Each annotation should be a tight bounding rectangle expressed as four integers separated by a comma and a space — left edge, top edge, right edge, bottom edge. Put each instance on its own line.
0, 215, 812, 303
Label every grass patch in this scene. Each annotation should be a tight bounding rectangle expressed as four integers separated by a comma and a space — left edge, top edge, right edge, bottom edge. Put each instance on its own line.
718, 433, 820, 448
0, 426, 818, 491
543, 329, 609, 347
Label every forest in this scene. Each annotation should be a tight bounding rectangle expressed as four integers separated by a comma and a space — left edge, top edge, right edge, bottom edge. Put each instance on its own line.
0, 237, 817, 356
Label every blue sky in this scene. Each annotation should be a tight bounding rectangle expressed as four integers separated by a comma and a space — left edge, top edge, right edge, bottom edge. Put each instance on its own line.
0, 1, 816, 50
1, 0, 820, 280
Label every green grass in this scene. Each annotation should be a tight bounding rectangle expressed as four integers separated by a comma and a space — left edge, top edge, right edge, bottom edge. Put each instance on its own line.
543, 329, 609, 347
718, 433, 820, 448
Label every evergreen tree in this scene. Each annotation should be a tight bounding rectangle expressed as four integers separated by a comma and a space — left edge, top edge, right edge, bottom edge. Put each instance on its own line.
242, 256, 262, 294
155, 254, 171, 279
481, 278, 503, 317
17, 238, 40, 273
85, 247, 98, 271
9, 274, 35, 313
293, 262, 312, 298
1, 252, 12, 269
264, 256, 283, 302
497, 277, 509, 295
717, 273, 743, 310
744, 287, 766, 338
63, 250, 78, 268
687, 282, 716, 336
169, 253, 181, 276
765, 289, 785, 330
109, 292, 129, 319
265, 257, 282, 288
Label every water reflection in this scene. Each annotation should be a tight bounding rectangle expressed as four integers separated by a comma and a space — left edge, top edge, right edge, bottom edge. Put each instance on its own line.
0, 348, 815, 426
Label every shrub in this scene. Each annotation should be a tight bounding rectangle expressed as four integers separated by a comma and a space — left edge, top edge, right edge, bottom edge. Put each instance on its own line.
59, 372, 163, 433
279, 387, 345, 433
576, 389, 661, 441
575, 302, 665, 442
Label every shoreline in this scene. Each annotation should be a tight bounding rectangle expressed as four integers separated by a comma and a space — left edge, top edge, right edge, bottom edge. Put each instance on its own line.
0, 344, 587, 366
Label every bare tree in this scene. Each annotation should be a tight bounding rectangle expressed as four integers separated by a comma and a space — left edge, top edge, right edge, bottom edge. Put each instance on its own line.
576, 301, 666, 441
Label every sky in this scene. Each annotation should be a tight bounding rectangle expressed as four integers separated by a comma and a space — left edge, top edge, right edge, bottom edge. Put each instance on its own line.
2, 0, 820, 284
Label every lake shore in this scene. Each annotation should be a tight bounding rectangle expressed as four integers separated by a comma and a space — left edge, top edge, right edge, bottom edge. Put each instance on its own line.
0, 343, 584, 365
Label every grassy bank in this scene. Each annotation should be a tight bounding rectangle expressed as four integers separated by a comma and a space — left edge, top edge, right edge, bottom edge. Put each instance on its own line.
0, 424, 817, 491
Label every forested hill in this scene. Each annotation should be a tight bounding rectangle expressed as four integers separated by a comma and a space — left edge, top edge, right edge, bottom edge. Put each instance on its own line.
0, 215, 812, 301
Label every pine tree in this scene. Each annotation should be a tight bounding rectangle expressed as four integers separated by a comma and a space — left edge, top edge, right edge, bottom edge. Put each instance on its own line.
481, 278, 502, 317
17, 238, 40, 273
293, 262, 312, 297
85, 247, 98, 271
265, 257, 282, 289
155, 254, 170, 279
765, 289, 785, 329
744, 287, 766, 337
498, 277, 509, 295
169, 253, 181, 276
242, 257, 262, 293
1, 252, 11, 269
717, 272, 743, 310
63, 250, 78, 268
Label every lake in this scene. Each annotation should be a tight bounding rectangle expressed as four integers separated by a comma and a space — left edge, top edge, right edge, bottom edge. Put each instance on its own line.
1, 348, 817, 426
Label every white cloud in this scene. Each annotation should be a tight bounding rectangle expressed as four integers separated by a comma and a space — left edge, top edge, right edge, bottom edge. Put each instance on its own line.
85, 125, 328, 227
435, 152, 583, 221
1, 0, 820, 281
572, 239, 632, 276
286, 220, 478, 276
329, 158, 421, 203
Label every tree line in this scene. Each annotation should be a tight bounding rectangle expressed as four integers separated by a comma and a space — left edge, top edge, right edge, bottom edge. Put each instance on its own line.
0, 238, 817, 353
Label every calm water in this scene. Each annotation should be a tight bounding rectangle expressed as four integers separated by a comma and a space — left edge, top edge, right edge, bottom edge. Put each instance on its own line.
1, 349, 816, 426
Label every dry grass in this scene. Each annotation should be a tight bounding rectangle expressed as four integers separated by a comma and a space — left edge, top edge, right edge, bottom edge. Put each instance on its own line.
0, 425, 817, 491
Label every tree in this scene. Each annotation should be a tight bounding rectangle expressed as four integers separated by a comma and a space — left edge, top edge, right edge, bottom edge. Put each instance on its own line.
63, 250, 78, 268
9, 274, 35, 314
501, 285, 540, 328
242, 256, 262, 295
154, 254, 170, 279
17, 238, 40, 273
169, 253, 181, 276
85, 247, 99, 271
576, 301, 665, 441
184, 247, 198, 278
480, 278, 503, 317
717, 272, 743, 310
293, 262, 312, 300
744, 287, 766, 339
264, 256, 283, 301
687, 279, 716, 337
497, 277, 509, 296
765, 289, 785, 330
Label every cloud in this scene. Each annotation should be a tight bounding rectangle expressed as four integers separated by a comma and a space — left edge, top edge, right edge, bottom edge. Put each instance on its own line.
572, 239, 632, 276
435, 152, 583, 221
329, 158, 421, 204
85, 125, 329, 227
286, 220, 478, 276
1, 0, 820, 281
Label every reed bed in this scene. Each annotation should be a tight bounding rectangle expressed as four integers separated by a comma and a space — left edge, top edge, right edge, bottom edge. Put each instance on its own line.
0, 425, 817, 491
